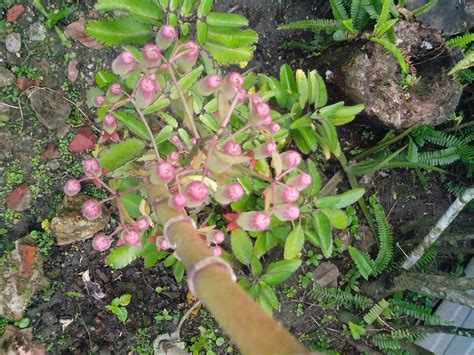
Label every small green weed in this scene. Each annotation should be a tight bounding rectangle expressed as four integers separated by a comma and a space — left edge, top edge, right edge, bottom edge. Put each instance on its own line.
106, 294, 131, 323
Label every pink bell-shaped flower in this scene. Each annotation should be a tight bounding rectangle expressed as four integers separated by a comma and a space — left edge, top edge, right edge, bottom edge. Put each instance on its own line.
106, 83, 122, 103
272, 204, 300, 221
82, 199, 102, 220
136, 216, 151, 231
111, 51, 138, 78
151, 161, 175, 185
222, 72, 244, 100
64, 179, 81, 196
274, 184, 300, 204
123, 229, 141, 246
195, 75, 222, 96
135, 74, 160, 109
214, 182, 244, 205
142, 43, 161, 70
185, 180, 209, 207
92, 233, 112, 252
253, 141, 277, 160
286, 173, 312, 191
280, 150, 302, 170
103, 113, 118, 134
156, 25, 177, 50
176, 41, 200, 72
168, 192, 187, 209
82, 158, 101, 178
237, 211, 271, 231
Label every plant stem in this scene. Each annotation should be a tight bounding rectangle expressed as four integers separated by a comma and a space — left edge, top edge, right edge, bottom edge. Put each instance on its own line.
131, 98, 162, 162
402, 187, 474, 269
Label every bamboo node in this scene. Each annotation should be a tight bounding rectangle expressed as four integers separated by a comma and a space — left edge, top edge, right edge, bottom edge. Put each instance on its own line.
163, 215, 197, 248
188, 256, 237, 295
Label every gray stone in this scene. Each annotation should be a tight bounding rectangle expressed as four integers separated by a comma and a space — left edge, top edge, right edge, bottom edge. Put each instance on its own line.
29, 89, 71, 130
0, 66, 15, 87
50, 194, 111, 246
0, 240, 46, 320
28, 21, 47, 42
312, 262, 340, 288
5, 32, 21, 53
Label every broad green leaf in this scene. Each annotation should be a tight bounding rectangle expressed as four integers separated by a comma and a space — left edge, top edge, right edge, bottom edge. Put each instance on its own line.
95, 70, 117, 88
207, 26, 257, 48
267, 77, 288, 108
284, 224, 305, 260
349, 322, 367, 340
169, 0, 179, 11
95, 0, 163, 20
121, 193, 141, 218
296, 69, 308, 108
280, 64, 297, 92
321, 208, 348, 229
206, 12, 248, 27
259, 281, 279, 310
170, 66, 204, 100
154, 125, 174, 145
307, 160, 321, 196
237, 277, 251, 291
86, 16, 152, 45
158, 112, 178, 128
205, 42, 254, 65
113, 111, 149, 140
106, 245, 140, 269
251, 256, 263, 276
180, 0, 193, 17
163, 254, 176, 267
98, 138, 145, 170
204, 98, 218, 113
348, 246, 373, 280
198, 0, 213, 17
141, 242, 167, 268
231, 229, 253, 265
317, 102, 345, 118
330, 115, 356, 126
332, 104, 365, 118
173, 260, 185, 282
199, 113, 219, 132
257, 292, 273, 314
315, 71, 327, 108
118, 293, 131, 306
261, 259, 302, 286
315, 196, 340, 209
296, 126, 318, 152
312, 211, 332, 258
143, 96, 170, 114
197, 20, 208, 45
290, 116, 312, 129
333, 188, 365, 209
293, 129, 311, 154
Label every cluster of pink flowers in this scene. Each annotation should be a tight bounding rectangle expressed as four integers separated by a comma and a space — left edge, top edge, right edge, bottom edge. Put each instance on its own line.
66, 25, 312, 254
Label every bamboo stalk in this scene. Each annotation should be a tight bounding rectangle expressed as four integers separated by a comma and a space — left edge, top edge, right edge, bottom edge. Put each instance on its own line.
148, 185, 310, 355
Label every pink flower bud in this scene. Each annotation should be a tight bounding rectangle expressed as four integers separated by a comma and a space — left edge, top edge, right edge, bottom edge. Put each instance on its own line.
253, 141, 277, 160
271, 122, 280, 133
168, 151, 180, 164
94, 96, 105, 107
222, 72, 244, 99
92, 233, 112, 252
215, 182, 244, 205
176, 41, 200, 72
261, 115, 273, 127
209, 230, 225, 244
190, 138, 197, 145
212, 246, 222, 256
237, 211, 271, 231
169, 134, 183, 150
103, 113, 118, 134
64, 179, 81, 196
236, 90, 248, 104
281, 150, 302, 170
123, 229, 141, 246
112, 51, 137, 78
168, 193, 187, 209
275, 185, 300, 204
222, 141, 242, 156
254, 103, 270, 118
272, 204, 300, 221
185, 181, 209, 207
287, 173, 312, 191
157, 237, 171, 250
136, 216, 150, 231
153, 161, 175, 184
142, 43, 161, 70
106, 83, 122, 103
135, 74, 160, 109
82, 158, 101, 178
156, 25, 177, 50
82, 199, 102, 220
196, 75, 222, 96
249, 94, 263, 107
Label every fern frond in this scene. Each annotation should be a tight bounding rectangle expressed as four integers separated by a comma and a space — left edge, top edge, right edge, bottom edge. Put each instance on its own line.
349, 246, 376, 280
362, 0, 379, 19
390, 299, 444, 325
374, 0, 392, 34
364, 299, 391, 324
351, 0, 367, 31
330, 0, 349, 20
372, 203, 394, 274
447, 33, 474, 49
413, 244, 437, 270
417, 147, 460, 166
370, 37, 409, 74
278, 19, 342, 31
449, 50, 474, 75
412, 0, 438, 16
309, 284, 374, 310
455, 68, 474, 85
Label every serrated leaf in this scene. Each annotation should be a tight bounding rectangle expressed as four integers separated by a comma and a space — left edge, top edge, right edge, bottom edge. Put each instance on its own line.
98, 138, 145, 170
307, 160, 321, 196
95, 0, 163, 20
170, 66, 204, 100
280, 64, 297, 92
290, 116, 312, 129
261, 259, 302, 286
154, 125, 174, 145
251, 256, 263, 276
141, 241, 167, 268
321, 208, 348, 229
207, 25, 257, 48
106, 245, 140, 269
206, 12, 248, 27
198, 0, 213, 17
143, 95, 170, 114
284, 224, 305, 260
259, 281, 279, 310
296, 69, 308, 108
333, 188, 365, 209
205, 42, 254, 65
348, 246, 373, 280
231, 229, 253, 265
349, 322, 367, 340
297, 126, 318, 152
118, 293, 132, 306
312, 210, 332, 258
86, 16, 152, 45
113, 111, 149, 140
96, 70, 118, 88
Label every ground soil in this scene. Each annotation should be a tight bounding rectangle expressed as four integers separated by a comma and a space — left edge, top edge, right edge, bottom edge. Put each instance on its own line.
1, 1, 473, 354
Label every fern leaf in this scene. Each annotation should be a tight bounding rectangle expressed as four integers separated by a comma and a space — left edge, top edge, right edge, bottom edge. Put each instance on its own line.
447, 33, 474, 49
348, 246, 375, 280
390, 299, 444, 325
309, 284, 374, 310
372, 203, 393, 274
95, 0, 163, 21
370, 37, 409, 74
362, 0, 379, 19
330, 0, 349, 20
364, 299, 391, 325
278, 19, 342, 31
449, 50, 474, 75
371, 335, 402, 351
350, 0, 366, 31
375, 18, 398, 37
412, 0, 438, 16
86, 16, 153, 45
418, 147, 460, 166
455, 68, 474, 85
374, 0, 391, 33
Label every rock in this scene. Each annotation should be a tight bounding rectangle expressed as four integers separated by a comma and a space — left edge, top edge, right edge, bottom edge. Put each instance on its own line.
0, 326, 46, 354
28, 22, 47, 42
50, 194, 111, 246
29, 89, 71, 130
0, 66, 15, 87
354, 225, 375, 252
6, 4, 25, 22
67, 60, 79, 82
5, 32, 21, 53
6, 183, 32, 212
16, 77, 40, 92
0, 240, 46, 320
312, 262, 340, 288
68, 127, 97, 153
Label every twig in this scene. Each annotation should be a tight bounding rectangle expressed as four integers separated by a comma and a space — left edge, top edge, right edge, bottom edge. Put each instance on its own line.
176, 301, 202, 335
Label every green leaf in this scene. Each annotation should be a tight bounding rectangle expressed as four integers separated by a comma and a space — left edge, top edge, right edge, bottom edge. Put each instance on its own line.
163, 254, 176, 267
199, 113, 219, 132
170, 65, 204, 99
280, 64, 297, 93
158, 112, 178, 128
206, 12, 248, 27
197, 20, 208, 45
307, 160, 321, 196
86, 16, 153, 45
106, 245, 141, 269
113, 111, 149, 140
121, 193, 141, 218
251, 256, 263, 276
290, 116, 312, 129
205, 42, 254, 65
332, 104, 365, 118
231, 229, 253, 265
333, 188, 365, 209
154, 125, 174, 145
349, 322, 367, 340
312, 211, 332, 258
296, 126, 318, 152
284, 224, 305, 260
293, 129, 311, 154
261, 259, 302, 286
267, 77, 288, 108
95, 70, 118, 88
296, 69, 308, 108
198, 0, 213, 17
141, 241, 167, 268
259, 281, 279, 310
95, 0, 163, 20
98, 138, 145, 171
348, 246, 374, 280
173, 260, 185, 282
321, 208, 348, 229
143, 96, 170, 114
317, 102, 345, 118
118, 293, 132, 306
207, 26, 257, 48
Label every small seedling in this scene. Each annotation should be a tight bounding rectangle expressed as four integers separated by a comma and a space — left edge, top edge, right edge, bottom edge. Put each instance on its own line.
106, 294, 131, 323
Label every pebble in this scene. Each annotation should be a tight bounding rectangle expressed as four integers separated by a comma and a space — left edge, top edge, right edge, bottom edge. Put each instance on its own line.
28, 21, 47, 42
5, 32, 21, 53
0, 66, 15, 87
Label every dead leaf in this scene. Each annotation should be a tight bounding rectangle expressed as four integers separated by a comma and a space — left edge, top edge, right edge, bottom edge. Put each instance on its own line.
67, 60, 79, 82
65, 20, 103, 49
59, 318, 74, 331
185, 291, 201, 320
